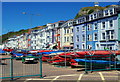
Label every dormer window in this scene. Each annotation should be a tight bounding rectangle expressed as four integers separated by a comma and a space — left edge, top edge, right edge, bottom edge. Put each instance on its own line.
105, 10, 108, 16
81, 19, 83, 23
94, 14, 97, 19
110, 9, 113, 15
78, 19, 81, 23
91, 15, 93, 20
82, 18, 85, 22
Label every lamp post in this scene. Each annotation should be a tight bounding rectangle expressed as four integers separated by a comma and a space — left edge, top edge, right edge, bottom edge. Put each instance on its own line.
22, 12, 40, 50
22, 12, 40, 28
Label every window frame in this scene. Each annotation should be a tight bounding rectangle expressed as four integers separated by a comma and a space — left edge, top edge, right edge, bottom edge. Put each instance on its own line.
93, 33, 98, 41
71, 36, 73, 42
87, 45, 92, 50
64, 37, 66, 42
76, 27, 79, 32
87, 24, 92, 31
76, 45, 79, 49
94, 23, 98, 30
91, 15, 93, 20
109, 20, 113, 28
71, 28, 73, 33
76, 35, 79, 42
105, 10, 108, 16
67, 29, 69, 34
87, 34, 92, 41
110, 9, 113, 15
67, 37, 69, 42
101, 32, 106, 40
94, 14, 97, 19
82, 43, 85, 49
102, 22, 105, 29
82, 26, 85, 31
82, 34, 85, 42
110, 30, 114, 40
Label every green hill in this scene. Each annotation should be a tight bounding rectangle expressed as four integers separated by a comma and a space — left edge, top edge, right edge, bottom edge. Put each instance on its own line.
1, 25, 46, 44
74, 6, 108, 19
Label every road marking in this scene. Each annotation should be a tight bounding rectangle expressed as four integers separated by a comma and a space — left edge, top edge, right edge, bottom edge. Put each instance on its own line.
99, 72, 105, 82
102, 72, 117, 74
83, 76, 118, 77
50, 76, 60, 82
24, 78, 32, 82
77, 74, 83, 82
60, 74, 78, 77
117, 71, 120, 73
100, 71, 120, 74
45, 74, 78, 77
44, 76, 57, 78
28, 79, 53, 80
24, 78, 53, 82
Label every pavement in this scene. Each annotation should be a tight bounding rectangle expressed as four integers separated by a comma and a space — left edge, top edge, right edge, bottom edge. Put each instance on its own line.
1, 55, 120, 82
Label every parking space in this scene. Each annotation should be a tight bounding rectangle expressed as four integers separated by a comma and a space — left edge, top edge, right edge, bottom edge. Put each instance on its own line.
1, 55, 120, 82
25, 71, 120, 82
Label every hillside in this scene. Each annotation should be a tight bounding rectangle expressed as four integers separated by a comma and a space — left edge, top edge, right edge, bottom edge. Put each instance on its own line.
74, 6, 109, 19
1, 25, 46, 44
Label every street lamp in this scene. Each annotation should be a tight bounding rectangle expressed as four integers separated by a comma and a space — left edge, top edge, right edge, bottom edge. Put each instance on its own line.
22, 12, 40, 50
22, 12, 40, 28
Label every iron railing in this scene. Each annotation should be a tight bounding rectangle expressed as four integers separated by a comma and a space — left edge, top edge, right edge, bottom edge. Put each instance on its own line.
0, 55, 43, 80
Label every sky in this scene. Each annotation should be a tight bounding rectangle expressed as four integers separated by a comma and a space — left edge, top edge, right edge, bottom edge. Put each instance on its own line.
1, 0, 120, 2
2, 2, 118, 35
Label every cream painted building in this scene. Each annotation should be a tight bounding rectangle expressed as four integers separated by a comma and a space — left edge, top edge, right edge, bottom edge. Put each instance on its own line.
60, 19, 74, 49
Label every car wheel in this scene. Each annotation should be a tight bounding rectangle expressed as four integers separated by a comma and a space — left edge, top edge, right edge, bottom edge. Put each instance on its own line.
22, 61, 26, 64
71, 65, 75, 68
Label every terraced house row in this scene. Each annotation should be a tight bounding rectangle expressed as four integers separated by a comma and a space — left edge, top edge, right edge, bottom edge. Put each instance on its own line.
4, 5, 120, 50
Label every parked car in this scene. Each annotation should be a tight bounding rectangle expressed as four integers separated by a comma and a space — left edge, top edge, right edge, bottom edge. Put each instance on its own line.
22, 54, 39, 64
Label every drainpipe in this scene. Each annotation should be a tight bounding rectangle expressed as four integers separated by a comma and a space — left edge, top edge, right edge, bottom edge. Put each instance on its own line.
85, 23, 87, 50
